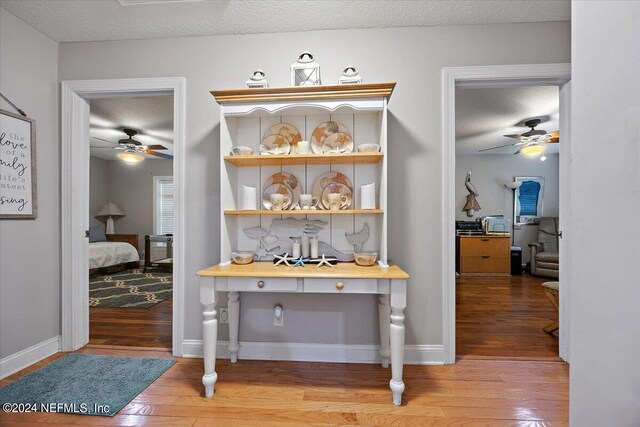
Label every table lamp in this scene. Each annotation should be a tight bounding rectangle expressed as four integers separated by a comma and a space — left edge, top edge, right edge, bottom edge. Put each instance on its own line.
95, 202, 125, 234
504, 182, 522, 245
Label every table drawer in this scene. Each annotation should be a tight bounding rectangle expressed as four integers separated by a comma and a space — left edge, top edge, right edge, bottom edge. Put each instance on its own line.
460, 237, 509, 256
304, 278, 377, 294
460, 256, 510, 274
228, 277, 298, 292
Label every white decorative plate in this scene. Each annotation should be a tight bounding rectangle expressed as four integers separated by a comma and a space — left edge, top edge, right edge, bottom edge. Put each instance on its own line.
262, 184, 293, 210
261, 123, 302, 155
310, 121, 351, 154
321, 182, 353, 210
322, 132, 353, 153
260, 134, 291, 155
262, 172, 301, 209
311, 171, 353, 210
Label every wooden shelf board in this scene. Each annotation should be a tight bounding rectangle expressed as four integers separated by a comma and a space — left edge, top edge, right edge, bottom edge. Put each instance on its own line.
197, 262, 409, 279
224, 152, 383, 166
211, 82, 396, 104
224, 209, 383, 216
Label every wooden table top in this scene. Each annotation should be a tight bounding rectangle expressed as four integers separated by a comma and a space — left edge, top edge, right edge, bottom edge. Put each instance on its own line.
197, 262, 409, 279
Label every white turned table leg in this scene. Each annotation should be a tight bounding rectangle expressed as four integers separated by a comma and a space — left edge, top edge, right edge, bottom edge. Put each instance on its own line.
228, 291, 240, 363
200, 277, 218, 397
378, 294, 391, 368
389, 279, 406, 406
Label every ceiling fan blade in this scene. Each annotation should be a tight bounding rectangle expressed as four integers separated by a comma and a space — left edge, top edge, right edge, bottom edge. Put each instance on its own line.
145, 150, 173, 160
548, 130, 560, 143
503, 134, 525, 141
91, 136, 117, 144
90, 146, 115, 149
143, 144, 168, 150
479, 142, 519, 152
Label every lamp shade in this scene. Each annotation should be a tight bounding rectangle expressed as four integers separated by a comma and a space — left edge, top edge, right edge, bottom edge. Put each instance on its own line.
117, 150, 144, 164
95, 202, 125, 219
505, 181, 522, 190
520, 143, 546, 157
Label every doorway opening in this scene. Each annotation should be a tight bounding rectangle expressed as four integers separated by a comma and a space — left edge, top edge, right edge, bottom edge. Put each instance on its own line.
455, 85, 560, 358
442, 64, 571, 363
88, 95, 174, 349
61, 77, 185, 356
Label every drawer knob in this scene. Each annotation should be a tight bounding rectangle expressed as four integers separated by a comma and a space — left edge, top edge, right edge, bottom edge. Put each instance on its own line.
336, 282, 344, 290
481, 255, 491, 259
257, 280, 265, 288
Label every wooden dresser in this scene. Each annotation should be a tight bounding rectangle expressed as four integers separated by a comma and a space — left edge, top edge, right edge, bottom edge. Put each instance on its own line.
456, 235, 510, 276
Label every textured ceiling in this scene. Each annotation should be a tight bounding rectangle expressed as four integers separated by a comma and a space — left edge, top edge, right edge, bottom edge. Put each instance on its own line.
1, 0, 570, 42
90, 95, 173, 160
456, 86, 559, 155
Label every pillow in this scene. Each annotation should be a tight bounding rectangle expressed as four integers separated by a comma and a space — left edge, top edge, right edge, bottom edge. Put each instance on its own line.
89, 225, 107, 243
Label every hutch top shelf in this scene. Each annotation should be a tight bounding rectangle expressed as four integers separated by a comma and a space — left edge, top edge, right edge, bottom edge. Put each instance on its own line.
211, 83, 396, 117
211, 82, 396, 104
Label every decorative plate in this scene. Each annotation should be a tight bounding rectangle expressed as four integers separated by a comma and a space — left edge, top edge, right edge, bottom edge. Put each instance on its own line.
261, 123, 302, 154
262, 184, 293, 210
311, 171, 353, 210
311, 121, 351, 154
321, 182, 353, 210
262, 172, 301, 209
322, 132, 353, 153
260, 134, 291, 155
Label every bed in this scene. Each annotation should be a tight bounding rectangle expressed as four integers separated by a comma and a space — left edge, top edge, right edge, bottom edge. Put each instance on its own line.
89, 230, 140, 274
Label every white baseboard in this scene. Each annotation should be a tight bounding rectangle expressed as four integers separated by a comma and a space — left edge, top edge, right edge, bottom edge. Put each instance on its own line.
0, 336, 61, 379
181, 339, 444, 365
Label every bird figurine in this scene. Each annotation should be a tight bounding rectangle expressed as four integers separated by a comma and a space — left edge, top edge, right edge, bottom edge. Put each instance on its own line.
465, 170, 479, 196
463, 170, 481, 217
345, 223, 370, 253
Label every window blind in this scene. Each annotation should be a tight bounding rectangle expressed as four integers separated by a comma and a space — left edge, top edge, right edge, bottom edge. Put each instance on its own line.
518, 180, 541, 216
157, 179, 174, 235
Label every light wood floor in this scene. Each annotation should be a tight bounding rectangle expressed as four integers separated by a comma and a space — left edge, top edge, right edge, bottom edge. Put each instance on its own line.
456, 273, 559, 358
89, 298, 172, 349
0, 346, 568, 426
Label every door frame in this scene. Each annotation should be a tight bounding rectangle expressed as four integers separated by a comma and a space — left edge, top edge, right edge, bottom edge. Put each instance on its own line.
441, 64, 571, 364
60, 77, 186, 356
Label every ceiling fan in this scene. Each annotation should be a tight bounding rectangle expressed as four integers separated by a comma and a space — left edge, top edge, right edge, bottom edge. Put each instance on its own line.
90, 128, 173, 163
479, 119, 559, 158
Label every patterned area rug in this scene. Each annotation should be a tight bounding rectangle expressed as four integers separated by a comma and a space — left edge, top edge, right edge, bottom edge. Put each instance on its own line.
89, 269, 172, 308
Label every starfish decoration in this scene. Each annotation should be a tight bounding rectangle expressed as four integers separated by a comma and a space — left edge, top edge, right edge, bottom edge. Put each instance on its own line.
316, 254, 335, 268
292, 257, 306, 267
271, 173, 288, 185
273, 252, 292, 267
312, 126, 326, 144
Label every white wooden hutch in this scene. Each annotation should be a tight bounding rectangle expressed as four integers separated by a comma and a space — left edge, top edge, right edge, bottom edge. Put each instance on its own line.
197, 83, 409, 405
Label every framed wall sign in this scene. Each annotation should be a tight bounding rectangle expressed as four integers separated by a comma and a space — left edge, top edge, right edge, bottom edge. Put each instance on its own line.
514, 176, 544, 225
0, 109, 37, 219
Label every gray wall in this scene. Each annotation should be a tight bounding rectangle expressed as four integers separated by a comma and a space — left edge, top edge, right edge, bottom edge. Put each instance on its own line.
59, 22, 571, 348
0, 9, 59, 358
89, 157, 172, 253
570, 2, 640, 425
89, 157, 108, 228
455, 154, 559, 263
106, 159, 172, 254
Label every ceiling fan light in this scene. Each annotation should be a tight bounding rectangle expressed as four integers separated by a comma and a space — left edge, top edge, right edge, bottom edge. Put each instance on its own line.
520, 143, 546, 158
117, 150, 144, 164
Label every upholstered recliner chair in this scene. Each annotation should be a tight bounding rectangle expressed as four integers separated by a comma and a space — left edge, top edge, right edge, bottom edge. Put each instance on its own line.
529, 217, 560, 278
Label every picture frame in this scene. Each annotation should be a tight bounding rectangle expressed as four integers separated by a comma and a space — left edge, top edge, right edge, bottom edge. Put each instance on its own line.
0, 109, 37, 219
513, 176, 544, 225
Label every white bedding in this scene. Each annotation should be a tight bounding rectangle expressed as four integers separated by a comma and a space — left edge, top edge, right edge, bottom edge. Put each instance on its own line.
89, 241, 140, 269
